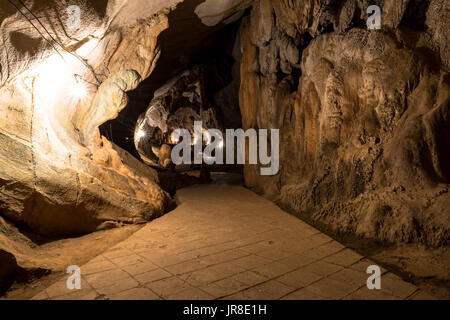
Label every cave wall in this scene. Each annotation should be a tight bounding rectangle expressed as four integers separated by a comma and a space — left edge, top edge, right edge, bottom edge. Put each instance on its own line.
0, 0, 253, 239
239, 0, 449, 246
0, 0, 182, 237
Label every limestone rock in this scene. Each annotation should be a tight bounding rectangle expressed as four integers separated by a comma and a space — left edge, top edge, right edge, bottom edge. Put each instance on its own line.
195, 0, 253, 26
0, 0, 252, 237
0, 249, 18, 295
239, 0, 450, 246
0, 1, 174, 236
135, 65, 223, 168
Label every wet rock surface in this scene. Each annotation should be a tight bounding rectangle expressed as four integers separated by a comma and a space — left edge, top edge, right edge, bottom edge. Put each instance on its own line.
0, 0, 250, 237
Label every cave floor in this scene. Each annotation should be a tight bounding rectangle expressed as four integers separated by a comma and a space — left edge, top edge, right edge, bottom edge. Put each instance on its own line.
30, 174, 435, 300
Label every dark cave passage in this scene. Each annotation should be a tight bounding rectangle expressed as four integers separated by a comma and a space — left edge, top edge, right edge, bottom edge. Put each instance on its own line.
100, 0, 245, 159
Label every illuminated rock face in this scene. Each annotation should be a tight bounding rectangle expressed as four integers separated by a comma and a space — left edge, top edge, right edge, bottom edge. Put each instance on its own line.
194, 0, 253, 26
135, 66, 223, 168
0, 0, 252, 236
0, 250, 18, 294
0, 1, 174, 236
239, 0, 450, 246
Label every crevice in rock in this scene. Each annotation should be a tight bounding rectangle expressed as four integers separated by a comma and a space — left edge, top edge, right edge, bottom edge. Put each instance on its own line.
100, 0, 246, 158
400, 0, 431, 31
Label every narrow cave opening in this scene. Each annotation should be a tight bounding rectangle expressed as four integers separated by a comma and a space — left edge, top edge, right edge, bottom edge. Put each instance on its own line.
99, 0, 246, 194
100, 1, 245, 158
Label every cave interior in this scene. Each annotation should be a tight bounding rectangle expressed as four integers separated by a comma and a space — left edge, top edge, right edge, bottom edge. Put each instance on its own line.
0, 0, 448, 300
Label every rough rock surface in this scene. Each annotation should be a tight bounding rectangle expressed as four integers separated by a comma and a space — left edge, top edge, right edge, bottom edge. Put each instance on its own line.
0, 249, 18, 294
1, 0, 448, 300
135, 66, 223, 167
239, 0, 449, 246
0, 1, 176, 237
195, 0, 253, 26
0, 0, 251, 237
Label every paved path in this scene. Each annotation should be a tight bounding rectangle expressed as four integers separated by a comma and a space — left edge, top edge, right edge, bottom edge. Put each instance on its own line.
32, 177, 433, 300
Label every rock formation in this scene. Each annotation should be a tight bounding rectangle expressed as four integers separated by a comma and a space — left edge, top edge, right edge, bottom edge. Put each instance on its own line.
0, 1, 176, 237
0, 249, 19, 294
0, 0, 250, 237
0, 0, 448, 297
135, 66, 224, 168
239, 0, 449, 246
0, 0, 252, 290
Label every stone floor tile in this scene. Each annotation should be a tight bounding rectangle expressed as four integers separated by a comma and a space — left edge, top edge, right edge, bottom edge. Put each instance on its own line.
306, 277, 361, 299
323, 249, 364, 267
348, 259, 388, 274
146, 277, 191, 298
229, 271, 268, 287
107, 288, 161, 300
103, 248, 135, 260
202, 278, 249, 298
143, 253, 194, 268
342, 287, 399, 300
133, 269, 172, 284
239, 242, 271, 254
85, 269, 131, 289
276, 269, 323, 288
251, 261, 297, 279
208, 263, 246, 278
223, 280, 294, 300
328, 268, 368, 287
301, 261, 344, 277
408, 290, 437, 300
166, 287, 214, 300
30, 291, 49, 300
305, 244, 344, 260
97, 277, 139, 295
277, 254, 317, 268
45, 278, 91, 298
109, 254, 148, 268
281, 288, 327, 300
165, 260, 209, 275
54, 288, 99, 300
82, 259, 117, 275
180, 267, 228, 287
379, 273, 418, 298
200, 250, 250, 265
89, 255, 108, 263
121, 260, 159, 276
230, 255, 272, 270
255, 248, 293, 260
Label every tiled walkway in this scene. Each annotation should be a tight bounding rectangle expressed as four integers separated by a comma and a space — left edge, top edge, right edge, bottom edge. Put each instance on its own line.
32, 177, 433, 300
